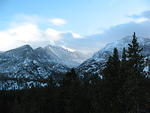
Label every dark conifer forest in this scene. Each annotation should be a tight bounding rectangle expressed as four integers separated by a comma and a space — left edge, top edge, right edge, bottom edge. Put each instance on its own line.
0, 33, 149, 113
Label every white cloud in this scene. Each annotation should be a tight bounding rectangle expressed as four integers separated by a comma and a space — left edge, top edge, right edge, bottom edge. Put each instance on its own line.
13, 14, 68, 26
131, 17, 149, 23
0, 23, 41, 50
70, 31, 82, 38
45, 28, 62, 41
0, 14, 81, 51
0, 23, 64, 51
0, 21, 83, 51
8, 23, 41, 41
49, 18, 67, 26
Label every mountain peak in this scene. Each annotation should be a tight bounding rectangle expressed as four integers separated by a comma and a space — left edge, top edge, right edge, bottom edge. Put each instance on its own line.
12, 44, 33, 52
20, 44, 32, 48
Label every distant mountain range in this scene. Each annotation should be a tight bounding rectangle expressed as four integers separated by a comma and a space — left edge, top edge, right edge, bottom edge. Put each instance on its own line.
0, 44, 87, 80
0, 36, 149, 89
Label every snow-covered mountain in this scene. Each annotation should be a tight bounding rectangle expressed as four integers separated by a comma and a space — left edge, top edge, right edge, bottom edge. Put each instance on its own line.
77, 36, 150, 76
0, 36, 149, 89
0, 44, 87, 80
43, 45, 87, 67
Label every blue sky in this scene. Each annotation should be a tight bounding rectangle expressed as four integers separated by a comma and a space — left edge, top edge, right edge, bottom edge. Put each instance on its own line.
0, 0, 150, 53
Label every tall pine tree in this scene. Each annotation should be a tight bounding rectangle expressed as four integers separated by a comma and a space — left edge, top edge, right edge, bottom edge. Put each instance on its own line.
102, 48, 122, 113
123, 32, 146, 113
103, 48, 120, 80
127, 32, 144, 75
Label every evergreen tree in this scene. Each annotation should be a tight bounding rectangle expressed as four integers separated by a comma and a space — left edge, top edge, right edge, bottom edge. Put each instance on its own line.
127, 32, 144, 75
102, 48, 122, 113
103, 48, 120, 80
123, 32, 146, 113
122, 47, 126, 62
120, 47, 128, 82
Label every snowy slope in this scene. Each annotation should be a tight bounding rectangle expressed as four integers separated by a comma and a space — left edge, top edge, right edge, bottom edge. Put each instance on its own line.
43, 45, 87, 67
78, 36, 150, 76
0, 44, 87, 81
